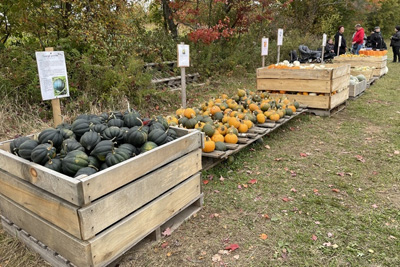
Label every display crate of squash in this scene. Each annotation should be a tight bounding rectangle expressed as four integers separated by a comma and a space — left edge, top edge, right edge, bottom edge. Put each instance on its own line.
333, 54, 387, 77
256, 63, 350, 110
0, 110, 203, 267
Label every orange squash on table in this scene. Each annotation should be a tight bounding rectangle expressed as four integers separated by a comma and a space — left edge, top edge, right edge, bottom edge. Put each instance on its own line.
270, 113, 280, 121
211, 133, 225, 143
256, 113, 266, 124
243, 119, 253, 129
217, 125, 228, 135
288, 105, 296, 113
184, 108, 196, 119
228, 117, 240, 128
225, 132, 238, 144
203, 137, 216, 153
210, 105, 221, 115
238, 122, 249, 133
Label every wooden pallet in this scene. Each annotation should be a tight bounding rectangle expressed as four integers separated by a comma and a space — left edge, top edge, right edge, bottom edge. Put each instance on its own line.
307, 101, 347, 117
201, 109, 307, 170
1, 193, 203, 267
367, 77, 379, 88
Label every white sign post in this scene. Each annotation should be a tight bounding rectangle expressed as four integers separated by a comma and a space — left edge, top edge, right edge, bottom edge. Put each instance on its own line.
321, 33, 327, 62
36, 48, 69, 127
277, 29, 283, 64
261, 37, 269, 67
177, 42, 190, 109
337, 35, 342, 56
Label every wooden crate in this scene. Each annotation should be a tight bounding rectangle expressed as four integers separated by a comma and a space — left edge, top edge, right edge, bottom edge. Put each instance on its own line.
333, 56, 387, 68
0, 128, 203, 266
257, 64, 350, 94
350, 69, 373, 81
349, 80, 367, 98
372, 67, 386, 77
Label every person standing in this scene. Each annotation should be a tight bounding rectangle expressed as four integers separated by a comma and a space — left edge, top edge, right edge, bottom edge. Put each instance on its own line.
334, 26, 346, 55
352, 24, 365, 55
370, 26, 386, 50
390, 26, 400, 62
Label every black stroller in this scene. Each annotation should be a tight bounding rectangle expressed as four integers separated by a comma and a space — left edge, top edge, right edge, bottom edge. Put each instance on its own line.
290, 45, 333, 63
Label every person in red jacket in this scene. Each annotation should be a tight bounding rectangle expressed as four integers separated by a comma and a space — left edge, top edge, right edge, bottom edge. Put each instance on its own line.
352, 24, 365, 55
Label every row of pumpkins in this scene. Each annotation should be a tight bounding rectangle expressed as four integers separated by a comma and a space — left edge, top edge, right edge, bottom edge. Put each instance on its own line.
165, 89, 299, 153
9, 110, 179, 177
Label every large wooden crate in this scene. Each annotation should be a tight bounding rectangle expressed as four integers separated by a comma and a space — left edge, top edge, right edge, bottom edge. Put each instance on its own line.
333, 55, 387, 68
349, 80, 367, 98
0, 128, 203, 266
257, 64, 350, 109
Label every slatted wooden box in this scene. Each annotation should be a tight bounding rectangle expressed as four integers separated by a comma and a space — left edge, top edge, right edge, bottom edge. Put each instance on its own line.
334, 55, 387, 78
349, 80, 367, 98
0, 128, 203, 267
257, 64, 350, 109
350, 69, 373, 81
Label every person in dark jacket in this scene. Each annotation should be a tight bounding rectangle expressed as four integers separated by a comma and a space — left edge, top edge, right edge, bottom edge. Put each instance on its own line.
334, 26, 346, 55
370, 26, 386, 50
390, 25, 400, 62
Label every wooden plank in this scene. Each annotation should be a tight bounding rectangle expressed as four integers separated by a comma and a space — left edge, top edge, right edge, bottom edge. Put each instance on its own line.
372, 67, 385, 77
257, 67, 332, 80
1, 218, 76, 267
78, 149, 202, 240
270, 94, 330, 109
89, 174, 201, 266
0, 149, 83, 206
225, 143, 239, 150
257, 122, 275, 128
331, 64, 350, 79
257, 78, 331, 93
0, 139, 11, 152
80, 131, 202, 205
330, 87, 349, 109
333, 58, 387, 68
331, 74, 350, 92
0, 194, 92, 267
202, 150, 225, 158
0, 169, 81, 239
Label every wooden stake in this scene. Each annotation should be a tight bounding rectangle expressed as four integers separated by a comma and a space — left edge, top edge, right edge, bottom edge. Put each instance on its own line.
277, 46, 281, 64
262, 56, 265, 68
45, 47, 62, 127
179, 42, 187, 109
321, 46, 325, 63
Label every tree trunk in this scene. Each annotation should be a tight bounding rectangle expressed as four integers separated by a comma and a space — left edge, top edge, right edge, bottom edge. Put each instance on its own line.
161, 0, 178, 39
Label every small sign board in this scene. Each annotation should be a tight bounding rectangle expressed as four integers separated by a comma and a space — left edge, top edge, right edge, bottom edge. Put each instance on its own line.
322, 34, 327, 46
36, 51, 69, 101
261, 38, 269, 56
177, 44, 190, 67
277, 29, 284, 46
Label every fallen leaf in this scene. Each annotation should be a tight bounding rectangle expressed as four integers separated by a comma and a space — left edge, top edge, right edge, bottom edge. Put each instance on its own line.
275, 158, 282, 161
290, 170, 297, 177
225, 244, 239, 251
372, 204, 378, 209
332, 244, 339, 249
233, 255, 240, 260
327, 232, 333, 237
260, 233, 268, 240
248, 179, 257, 184
300, 153, 308, 157
332, 188, 340, 193
313, 189, 319, 193
312, 235, 317, 241
290, 188, 297, 193
201, 251, 207, 256
203, 180, 209, 185
263, 214, 270, 219
315, 221, 320, 225
246, 170, 253, 174
238, 184, 242, 189
218, 250, 230, 255
282, 197, 289, 202
328, 184, 333, 188
166, 252, 172, 257
162, 228, 172, 237
323, 242, 332, 247
242, 184, 248, 188
337, 172, 345, 177
355, 155, 366, 163
214, 190, 220, 193
346, 173, 353, 177
265, 145, 271, 149
210, 213, 220, 218
161, 242, 169, 248
212, 254, 222, 262
219, 176, 225, 182
368, 249, 374, 253
394, 150, 400, 155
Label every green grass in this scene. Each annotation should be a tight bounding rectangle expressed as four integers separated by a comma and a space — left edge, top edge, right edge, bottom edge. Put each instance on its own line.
1, 59, 399, 266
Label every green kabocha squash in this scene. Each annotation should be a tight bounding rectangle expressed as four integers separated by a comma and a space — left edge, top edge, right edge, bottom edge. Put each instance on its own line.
185, 118, 197, 129
44, 158, 62, 172
18, 140, 39, 160
166, 129, 177, 139
117, 143, 137, 157
10, 136, 31, 155
202, 124, 215, 137
161, 135, 175, 145
178, 116, 188, 126
38, 128, 64, 149
62, 150, 89, 176
76, 114, 90, 121
56, 122, 72, 130
109, 111, 123, 120
105, 147, 131, 167
148, 128, 167, 145
80, 131, 101, 151
126, 127, 148, 147
107, 118, 124, 128
102, 126, 124, 143
212, 112, 224, 121
149, 121, 166, 132
31, 143, 57, 165
293, 101, 300, 109
100, 162, 108, 171
87, 155, 101, 169
60, 139, 85, 158
285, 108, 294, 116
90, 140, 114, 161
91, 123, 107, 135
99, 112, 110, 122
60, 128, 75, 140
155, 116, 169, 130
141, 141, 157, 153
215, 141, 227, 151
71, 119, 90, 139
74, 167, 98, 178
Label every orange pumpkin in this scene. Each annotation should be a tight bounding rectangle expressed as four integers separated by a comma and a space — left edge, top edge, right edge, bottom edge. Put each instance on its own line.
270, 113, 280, 121
184, 108, 196, 119
225, 132, 238, 144
203, 137, 216, 153
288, 105, 296, 113
243, 119, 253, 129
217, 125, 228, 135
256, 113, 266, 124
228, 117, 240, 128
210, 105, 221, 115
238, 122, 249, 133
211, 133, 225, 143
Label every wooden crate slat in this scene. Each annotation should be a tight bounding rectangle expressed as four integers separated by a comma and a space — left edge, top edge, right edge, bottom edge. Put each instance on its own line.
0, 149, 83, 206
349, 80, 367, 97
80, 131, 202, 204
78, 149, 202, 240
0, 169, 81, 239
331, 74, 351, 92
225, 143, 239, 150
257, 68, 332, 80
257, 78, 331, 93
330, 87, 349, 109
0, 194, 92, 267
89, 174, 201, 266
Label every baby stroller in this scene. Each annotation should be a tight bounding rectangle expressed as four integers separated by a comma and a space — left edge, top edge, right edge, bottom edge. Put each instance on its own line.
298, 45, 322, 63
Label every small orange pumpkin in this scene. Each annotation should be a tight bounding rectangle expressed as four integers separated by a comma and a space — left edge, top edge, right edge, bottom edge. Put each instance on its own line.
202, 137, 216, 153
211, 133, 225, 143
238, 122, 249, 133
184, 108, 196, 119
256, 113, 266, 124
225, 132, 238, 144
270, 113, 280, 121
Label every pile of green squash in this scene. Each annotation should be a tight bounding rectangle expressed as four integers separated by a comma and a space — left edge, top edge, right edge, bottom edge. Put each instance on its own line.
10, 110, 178, 178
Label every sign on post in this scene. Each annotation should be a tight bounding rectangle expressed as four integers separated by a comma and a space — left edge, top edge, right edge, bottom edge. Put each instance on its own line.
261, 37, 269, 67
36, 48, 69, 127
337, 35, 342, 56
321, 33, 327, 62
177, 43, 190, 109
277, 29, 283, 63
